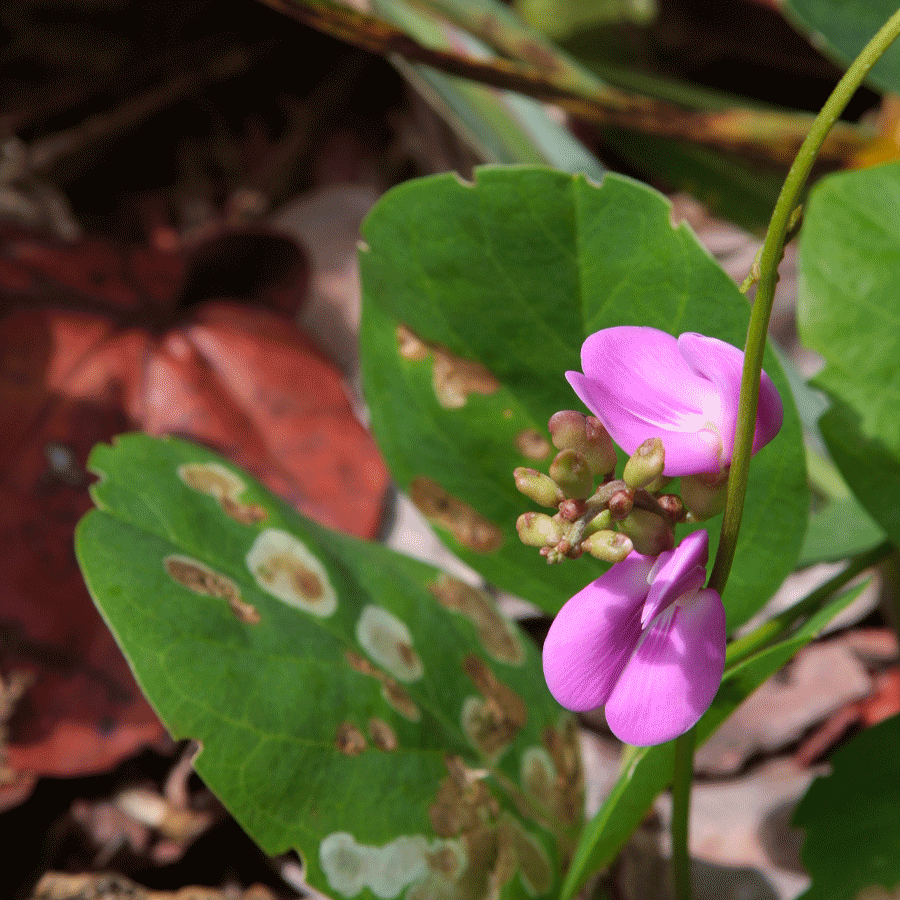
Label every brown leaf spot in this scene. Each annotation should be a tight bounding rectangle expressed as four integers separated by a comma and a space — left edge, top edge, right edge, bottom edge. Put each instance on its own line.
498, 814, 552, 895
335, 722, 366, 756
540, 717, 584, 825
220, 496, 267, 525
396, 324, 429, 361
430, 575, 522, 665
516, 428, 551, 460
427, 758, 515, 900
344, 651, 421, 722
429, 757, 500, 839
394, 324, 499, 408
409, 478, 502, 553
461, 656, 527, 759
164, 556, 260, 624
381, 681, 421, 723
246, 529, 336, 617
431, 348, 499, 410
368, 717, 398, 752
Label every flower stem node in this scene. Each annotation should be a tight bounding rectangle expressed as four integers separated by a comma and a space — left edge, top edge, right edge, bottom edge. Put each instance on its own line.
680, 471, 729, 521
582, 530, 633, 563
548, 410, 617, 477
516, 512, 564, 548
513, 467, 565, 508
616, 507, 674, 556
623, 438, 666, 491
549, 449, 594, 500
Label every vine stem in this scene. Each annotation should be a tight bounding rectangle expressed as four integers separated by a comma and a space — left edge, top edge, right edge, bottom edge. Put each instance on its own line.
673, 9, 900, 900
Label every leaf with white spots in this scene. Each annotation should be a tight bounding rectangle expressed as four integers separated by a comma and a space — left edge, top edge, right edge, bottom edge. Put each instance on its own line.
76, 433, 575, 900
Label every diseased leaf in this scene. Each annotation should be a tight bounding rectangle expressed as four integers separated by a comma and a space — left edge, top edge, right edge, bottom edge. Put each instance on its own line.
360, 166, 807, 626
76, 434, 577, 900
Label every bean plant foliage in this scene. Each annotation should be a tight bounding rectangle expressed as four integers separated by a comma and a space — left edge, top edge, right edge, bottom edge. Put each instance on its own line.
76, 159, 900, 900
76, 434, 578, 900
359, 167, 807, 630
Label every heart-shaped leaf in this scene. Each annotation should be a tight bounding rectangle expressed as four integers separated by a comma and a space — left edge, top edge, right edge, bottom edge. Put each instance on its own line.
359, 166, 807, 627
76, 434, 578, 900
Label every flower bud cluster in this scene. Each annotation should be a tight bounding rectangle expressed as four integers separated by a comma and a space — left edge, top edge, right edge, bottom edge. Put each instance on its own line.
515, 413, 692, 564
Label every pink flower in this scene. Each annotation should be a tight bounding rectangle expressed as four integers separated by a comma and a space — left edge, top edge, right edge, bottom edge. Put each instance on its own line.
566, 327, 783, 476
542, 530, 725, 746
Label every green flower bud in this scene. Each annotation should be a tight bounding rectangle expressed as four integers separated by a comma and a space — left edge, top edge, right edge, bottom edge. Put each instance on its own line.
622, 438, 666, 491
516, 512, 564, 547
548, 411, 616, 477
616, 507, 674, 556
549, 449, 594, 500
513, 467, 564, 508
680, 472, 728, 521
548, 411, 586, 451
582, 417, 618, 478
582, 530, 633, 563
583, 508, 612, 536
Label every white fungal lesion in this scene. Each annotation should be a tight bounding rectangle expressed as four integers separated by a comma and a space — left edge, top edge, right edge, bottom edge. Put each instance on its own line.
319, 832, 466, 899
245, 529, 336, 617
355, 606, 423, 683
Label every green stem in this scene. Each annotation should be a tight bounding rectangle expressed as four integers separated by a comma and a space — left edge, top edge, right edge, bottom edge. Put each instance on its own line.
709, 3, 900, 596
671, 727, 696, 900
674, 11, 900, 899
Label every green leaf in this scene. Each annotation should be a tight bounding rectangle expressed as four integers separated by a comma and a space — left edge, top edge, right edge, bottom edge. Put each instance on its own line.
76, 434, 579, 900
817, 400, 900, 547
784, 0, 900, 95
798, 163, 900, 545
799, 495, 886, 567
359, 166, 808, 626
561, 579, 869, 899
795, 713, 900, 899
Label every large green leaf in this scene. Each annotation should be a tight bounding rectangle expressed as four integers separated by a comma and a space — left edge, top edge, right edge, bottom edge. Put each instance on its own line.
561, 579, 870, 899
794, 713, 900, 899
359, 166, 807, 626
798, 163, 900, 546
784, 0, 900, 95
75, 434, 579, 900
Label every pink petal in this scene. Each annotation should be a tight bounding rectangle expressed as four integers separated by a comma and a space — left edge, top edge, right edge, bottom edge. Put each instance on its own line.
678, 333, 783, 465
605, 588, 726, 746
567, 327, 722, 476
542, 554, 655, 712
640, 529, 709, 627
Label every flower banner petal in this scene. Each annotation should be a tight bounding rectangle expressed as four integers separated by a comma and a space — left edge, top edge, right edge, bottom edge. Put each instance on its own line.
678, 332, 784, 463
567, 327, 723, 476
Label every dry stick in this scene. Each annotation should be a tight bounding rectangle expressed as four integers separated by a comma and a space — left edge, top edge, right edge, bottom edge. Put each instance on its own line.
257, 0, 869, 164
